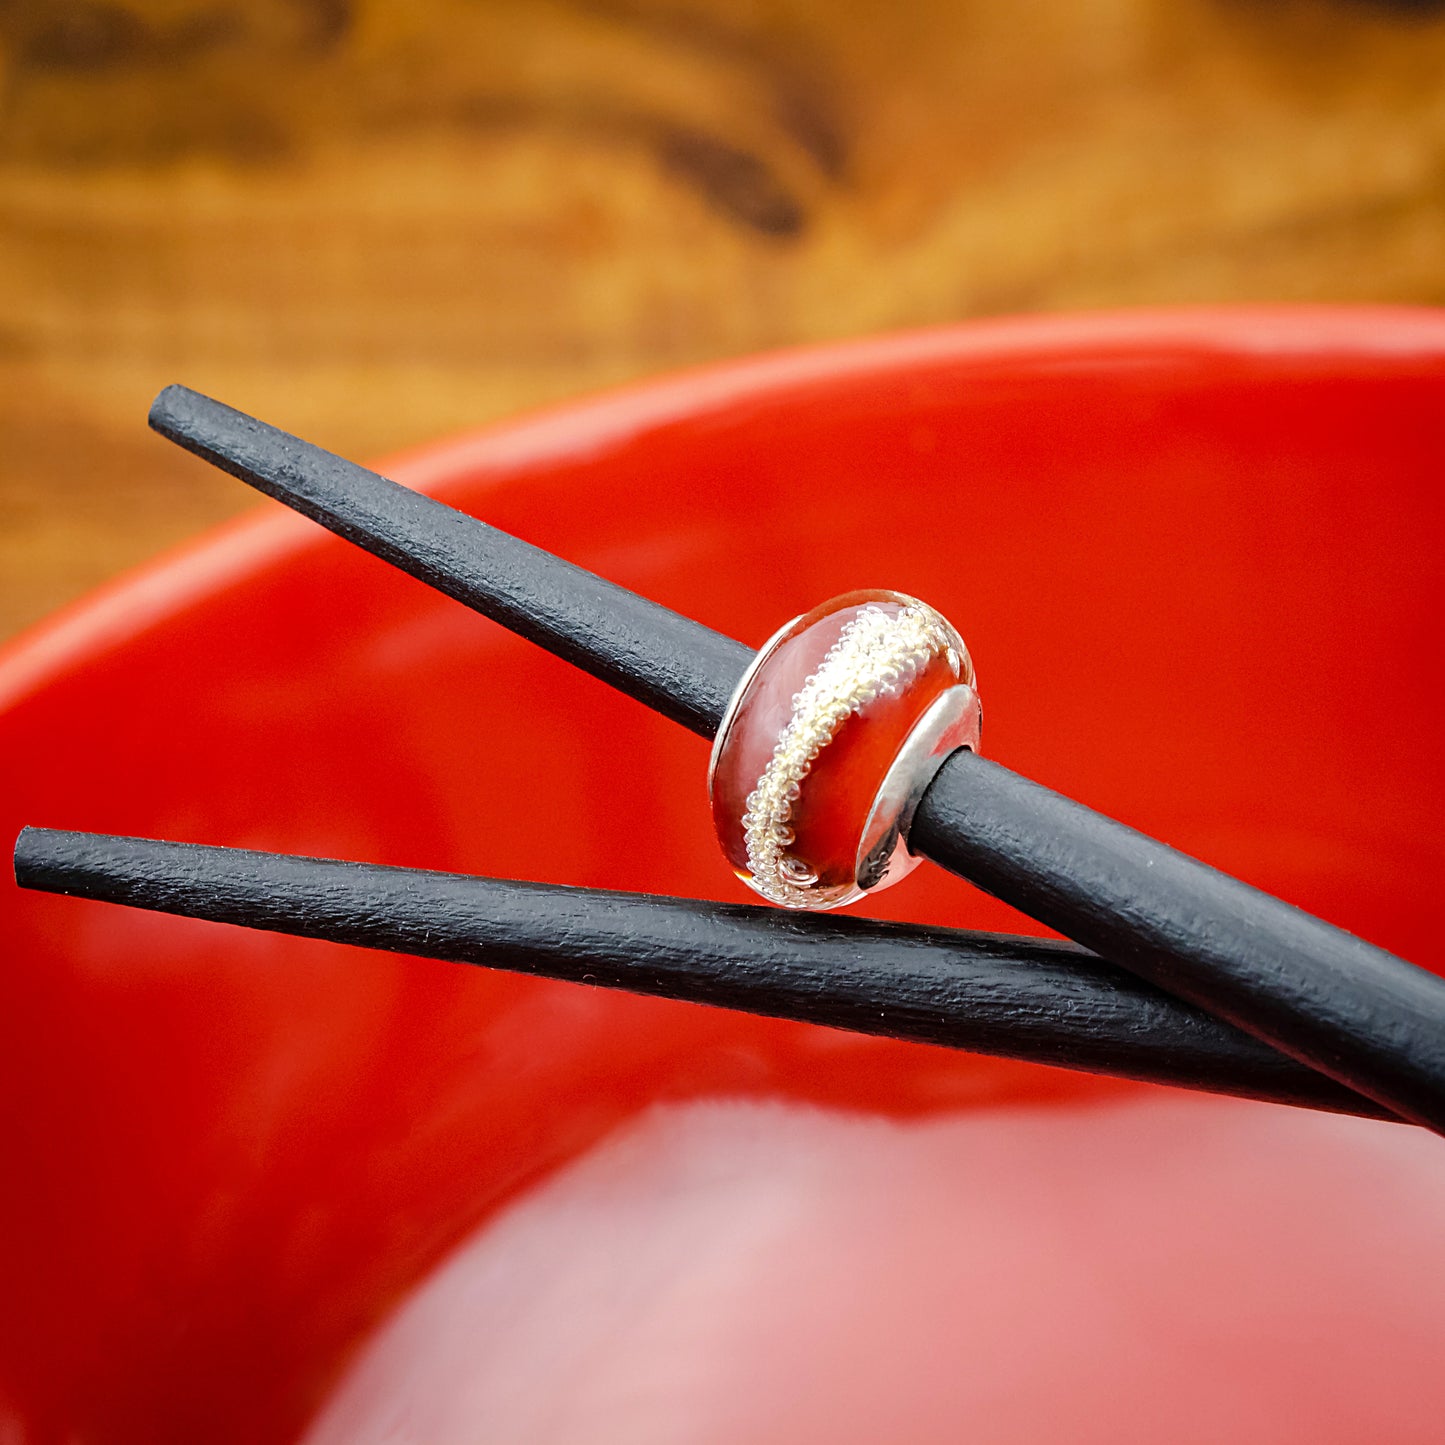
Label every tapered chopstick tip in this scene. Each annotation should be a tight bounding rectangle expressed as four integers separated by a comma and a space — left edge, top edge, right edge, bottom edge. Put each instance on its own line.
14, 824, 63, 890
148, 384, 215, 443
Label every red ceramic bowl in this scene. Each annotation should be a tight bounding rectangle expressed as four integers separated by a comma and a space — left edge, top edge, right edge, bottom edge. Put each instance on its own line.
2, 309, 1443, 1443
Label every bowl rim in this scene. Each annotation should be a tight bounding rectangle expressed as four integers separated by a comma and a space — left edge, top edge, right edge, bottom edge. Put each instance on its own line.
4, 303, 1443, 715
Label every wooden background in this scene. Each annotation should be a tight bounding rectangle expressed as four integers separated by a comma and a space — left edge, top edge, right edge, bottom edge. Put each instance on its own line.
2, 0, 1444, 642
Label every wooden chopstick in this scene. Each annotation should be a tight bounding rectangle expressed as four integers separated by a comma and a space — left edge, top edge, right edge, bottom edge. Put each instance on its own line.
146, 384, 1445, 1133
12, 827, 1397, 1122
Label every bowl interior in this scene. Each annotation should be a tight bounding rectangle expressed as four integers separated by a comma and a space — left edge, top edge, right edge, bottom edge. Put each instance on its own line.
2, 310, 1443, 1441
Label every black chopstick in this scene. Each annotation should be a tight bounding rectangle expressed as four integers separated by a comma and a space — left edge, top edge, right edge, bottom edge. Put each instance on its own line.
147, 385, 1445, 1133
12, 827, 1397, 1122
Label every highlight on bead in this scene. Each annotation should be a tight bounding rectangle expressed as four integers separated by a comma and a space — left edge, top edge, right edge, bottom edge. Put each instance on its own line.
708, 591, 981, 910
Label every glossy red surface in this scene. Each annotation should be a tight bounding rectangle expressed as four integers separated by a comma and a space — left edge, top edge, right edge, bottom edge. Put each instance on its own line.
1, 309, 1443, 1442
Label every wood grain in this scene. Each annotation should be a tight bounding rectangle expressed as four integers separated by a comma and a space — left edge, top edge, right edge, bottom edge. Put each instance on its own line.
3, 0, 1444, 641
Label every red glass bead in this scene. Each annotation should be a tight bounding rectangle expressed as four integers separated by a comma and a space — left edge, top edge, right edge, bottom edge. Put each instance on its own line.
709, 591, 979, 910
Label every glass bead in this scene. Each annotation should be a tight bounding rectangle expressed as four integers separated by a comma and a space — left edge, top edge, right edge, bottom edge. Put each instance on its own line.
708, 590, 978, 910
